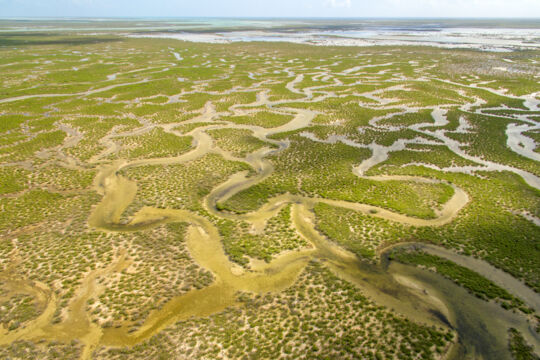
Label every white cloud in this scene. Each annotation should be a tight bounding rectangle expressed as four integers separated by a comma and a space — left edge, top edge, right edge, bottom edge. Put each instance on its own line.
325, 0, 351, 8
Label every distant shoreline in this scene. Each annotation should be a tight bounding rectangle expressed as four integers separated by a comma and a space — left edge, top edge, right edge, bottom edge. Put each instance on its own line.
1, 18, 539, 52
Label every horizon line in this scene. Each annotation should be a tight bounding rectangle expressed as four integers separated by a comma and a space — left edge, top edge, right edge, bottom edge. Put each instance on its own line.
1, 16, 540, 20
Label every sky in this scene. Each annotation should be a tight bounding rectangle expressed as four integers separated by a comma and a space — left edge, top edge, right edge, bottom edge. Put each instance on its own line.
1, 0, 540, 18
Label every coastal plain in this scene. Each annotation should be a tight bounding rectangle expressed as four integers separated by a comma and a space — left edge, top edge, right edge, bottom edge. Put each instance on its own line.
0, 31, 539, 359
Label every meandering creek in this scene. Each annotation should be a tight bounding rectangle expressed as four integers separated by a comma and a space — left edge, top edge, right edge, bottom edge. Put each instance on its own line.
84, 100, 538, 358
1, 72, 539, 359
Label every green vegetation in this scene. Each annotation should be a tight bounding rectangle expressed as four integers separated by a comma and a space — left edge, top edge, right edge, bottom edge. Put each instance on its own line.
214, 92, 258, 112
314, 203, 410, 258
0, 293, 39, 330
0, 130, 66, 162
121, 153, 252, 215
223, 135, 454, 219
98, 262, 454, 360
378, 109, 435, 127
508, 328, 539, 360
448, 112, 540, 176
208, 128, 273, 157
0, 166, 28, 194
64, 116, 139, 161
0, 190, 75, 231
381, 81, 468, 106
366, 168, 540, 292
0, 340, 82, 359
219, 205, 309, 265
95, 223, 214, 330
373, 143, 478, 170
0, 115, 26, 132
389, 250, 529, 312
173, 122, 225, 134
115, 128, 193, 160
221, 111, 294, 128
30, 166, 96, 191
0, 31, 538, 360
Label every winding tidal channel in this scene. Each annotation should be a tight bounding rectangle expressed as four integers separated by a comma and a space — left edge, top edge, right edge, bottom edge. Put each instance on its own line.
1, 72, 539, 359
